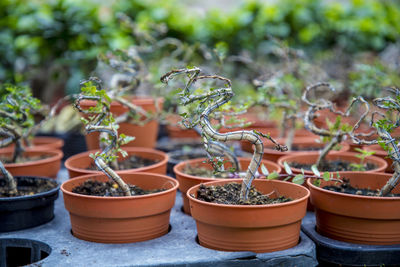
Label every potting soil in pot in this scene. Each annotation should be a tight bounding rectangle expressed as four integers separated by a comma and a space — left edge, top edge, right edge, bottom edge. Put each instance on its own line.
87, 155, 160, 171
323, 178, 400, 197
195, 183, 291, 205
72, 180, 165, 197
290, 160, 376, 172
0, 177, 57, 197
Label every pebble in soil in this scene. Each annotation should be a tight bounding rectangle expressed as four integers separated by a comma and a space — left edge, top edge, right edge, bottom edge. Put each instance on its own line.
0, 177, 57, 197
195, 182, 292, 205
323, 178, 400, 197
88, 155, 160, 171
289, 160, 376, 172
72, 179, 165, 197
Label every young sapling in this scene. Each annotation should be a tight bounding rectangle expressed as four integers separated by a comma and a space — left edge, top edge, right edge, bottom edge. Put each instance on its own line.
75, 79, 135, 196
302, 82, 373, 169
351, 87, 400, 196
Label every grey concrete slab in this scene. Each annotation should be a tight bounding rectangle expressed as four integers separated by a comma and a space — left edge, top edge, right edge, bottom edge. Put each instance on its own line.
0, 169, 317, 267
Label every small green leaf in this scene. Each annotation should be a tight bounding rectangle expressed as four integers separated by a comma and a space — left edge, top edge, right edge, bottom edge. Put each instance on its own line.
292, 174, 305, 185
322, 172, 331, 181
283, 161, 293, 175
311, 164, 320, 177
267, 171, 279, 180
313, 179, 321, 187
261, 164, 269, 176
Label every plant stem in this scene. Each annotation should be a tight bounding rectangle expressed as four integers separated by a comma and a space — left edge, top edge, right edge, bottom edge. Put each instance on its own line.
0, 160, 17, 195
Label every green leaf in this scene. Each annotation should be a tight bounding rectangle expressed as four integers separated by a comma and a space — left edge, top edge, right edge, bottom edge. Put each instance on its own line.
292, 174, 305, 185
267, 171, 279, 180
322, 172, 331, 181
283, 161, 293, 175
261, 164, 269, 175
311, 164, 320, 177
313, 179, 321, 187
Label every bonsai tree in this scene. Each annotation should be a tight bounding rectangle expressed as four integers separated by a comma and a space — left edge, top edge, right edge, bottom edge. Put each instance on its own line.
0, 84, 61, 196
0, 84, 43, 163
302, 82, 373, 169
350, 87, 400, 196
74, 79, 135, 196
161, 67, 287, 200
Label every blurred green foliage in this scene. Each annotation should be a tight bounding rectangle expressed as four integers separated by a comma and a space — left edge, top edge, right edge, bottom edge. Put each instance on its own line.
0, 0, 399, 99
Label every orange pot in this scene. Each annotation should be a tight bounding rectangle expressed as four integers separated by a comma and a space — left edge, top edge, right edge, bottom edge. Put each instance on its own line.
0, 136, 64, 152
174, 157, 282, 215
240, 128, 314, 153
307, 172, 400, 245
61, 172, 178, 243
187, 179, 309, 252
0, 149, 63, 178
363, 144, 393, 173
261, 136, 350, 163
65, 147, 168, 178
82, 97, 163, 149
277, 151, 387, 175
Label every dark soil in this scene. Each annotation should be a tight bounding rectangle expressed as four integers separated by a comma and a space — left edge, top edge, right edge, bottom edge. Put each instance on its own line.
72, 179, 165, 197
323, 178, 400, 197
0, 155, 49, 164
195, 182, 292, 205
0, 177, 57, 197
88, 155, 159, 171
290, 160, 376, 172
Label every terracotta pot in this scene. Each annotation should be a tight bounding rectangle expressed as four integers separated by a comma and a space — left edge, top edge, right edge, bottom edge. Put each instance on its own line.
65, 147, 168, 178
277, 151, 387, 175
261, 136, 350, 163
240, 128, 314, 153
0, 149, 63, 178
363, 144, 393, 173
174, 157, 282, 215
307, 172, 400, 245
187, 179, 309, 252
81, 97, 163, 149
61, 172, 178, 243
0, 137, 64, 154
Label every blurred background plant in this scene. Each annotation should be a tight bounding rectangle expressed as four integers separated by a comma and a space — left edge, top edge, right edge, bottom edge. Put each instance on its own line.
0, 0, 399, 106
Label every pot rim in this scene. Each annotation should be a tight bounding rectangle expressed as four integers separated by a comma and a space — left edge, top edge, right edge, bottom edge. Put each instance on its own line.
0, 176, 60, 201
79, 96, 164, 108
187, 178, 310, 209
264, 137, 350, 152
65, 147, 168, 174
61, 172, 179, 200
173, 157, 282, 181
306, 171, 400, 200
0, 150, 63, 167
277, 151, 388, 173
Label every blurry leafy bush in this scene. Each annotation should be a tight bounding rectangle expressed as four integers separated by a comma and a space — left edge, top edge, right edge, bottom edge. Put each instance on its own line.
1, 0, 399, 102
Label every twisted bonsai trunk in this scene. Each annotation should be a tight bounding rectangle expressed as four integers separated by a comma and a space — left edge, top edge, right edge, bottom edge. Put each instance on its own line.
161, 67, 286, 200
75, 94, 131, 196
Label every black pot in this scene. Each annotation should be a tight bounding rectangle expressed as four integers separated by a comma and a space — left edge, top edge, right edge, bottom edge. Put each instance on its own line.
0, 176, 59, 232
